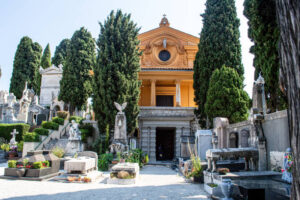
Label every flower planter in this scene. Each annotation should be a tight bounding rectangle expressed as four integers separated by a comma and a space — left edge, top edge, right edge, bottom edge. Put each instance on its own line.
25, 167, 52, 177
4, 168, 26, 177
193, 175, 204, 183
204, 183, 219, 195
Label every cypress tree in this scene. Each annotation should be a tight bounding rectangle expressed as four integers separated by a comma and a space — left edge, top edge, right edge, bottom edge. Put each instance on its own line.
59, 27, 95, 111
193, 0, 243, 127
93, 10, 141, 135
244, 0, 287, 111
9, 36, 42, 99
205, 66, 249, 123
52, 39, 70, 67
41, 43, 51, 69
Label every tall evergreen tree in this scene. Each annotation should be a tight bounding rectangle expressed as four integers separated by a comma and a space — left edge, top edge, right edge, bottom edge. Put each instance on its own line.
59, 27, 95, 111
205, 66, 249, 123
52, 39, 70, 67
41, 43, 51, 69
276, 0, 300, 198
193, 0, 244, 127
93, 10, 141, 135
244, 0, 287, 112
9, 36, 42, 99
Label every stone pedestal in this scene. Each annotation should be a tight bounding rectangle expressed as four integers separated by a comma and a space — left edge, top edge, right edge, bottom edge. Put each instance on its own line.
65, 140, 83, 156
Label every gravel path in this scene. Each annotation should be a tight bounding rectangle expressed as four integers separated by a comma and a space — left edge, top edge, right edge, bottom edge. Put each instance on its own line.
0, 164, 210, 200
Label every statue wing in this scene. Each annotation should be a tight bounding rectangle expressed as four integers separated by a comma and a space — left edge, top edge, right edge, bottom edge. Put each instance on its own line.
121, 102, 127, 110
114, 102, 122, 112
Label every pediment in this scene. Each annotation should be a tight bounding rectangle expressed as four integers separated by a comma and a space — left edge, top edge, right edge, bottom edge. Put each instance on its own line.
40, 65, 63, 75
138, 23, 199, 69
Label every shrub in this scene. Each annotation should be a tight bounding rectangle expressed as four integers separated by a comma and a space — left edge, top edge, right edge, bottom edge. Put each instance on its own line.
69, 116, 83, 123
0, 123, 30, 142
1, 143, 10, 152
33, 128, 49, 136
8, 160, 17, 168
122, 149, 147, 168
33, 161, 42, 169
42, 160, 50, 168
79, 129, 89, 143
42, 121, 59, 130
79, 124, 93, 137
57, 111, 68, 119
52, 147, 65, 158
23, 132, 40, 142
52, 117, 65, 125
98, 153, 113, 171
17, 141, 24, 151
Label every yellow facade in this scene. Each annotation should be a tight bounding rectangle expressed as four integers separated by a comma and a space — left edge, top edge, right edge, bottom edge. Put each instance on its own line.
138, 16, 199, 107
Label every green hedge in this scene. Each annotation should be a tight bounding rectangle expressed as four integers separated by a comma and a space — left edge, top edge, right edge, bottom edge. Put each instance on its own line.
69, 116, 83, 124
23, 132, 40, 142
33, 128, 49, 136
0, 123, 30, 142
57, 111, 68, 119
52, 117, 64, 125
41, 121, 59, 130
79, 124, 93, 137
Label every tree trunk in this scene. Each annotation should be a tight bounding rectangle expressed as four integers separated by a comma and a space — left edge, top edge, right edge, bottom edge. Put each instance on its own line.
275, 0, 300, 199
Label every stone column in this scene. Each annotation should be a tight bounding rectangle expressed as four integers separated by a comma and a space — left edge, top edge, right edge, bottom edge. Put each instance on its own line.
175, 127, 182, 158
175, 80, 181, 107
150, 80, 156, 106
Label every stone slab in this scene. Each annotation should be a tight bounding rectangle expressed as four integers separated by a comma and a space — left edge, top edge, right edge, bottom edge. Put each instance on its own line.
107, 177, 137, 185
111, 163, 139, 173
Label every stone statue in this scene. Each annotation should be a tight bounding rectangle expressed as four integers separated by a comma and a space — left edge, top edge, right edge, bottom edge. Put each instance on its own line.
113, 102, 127, 142
109, 102, 128, 154
282, 148, 293, 183
9, 129, 18, 147
68, 120, 81, 140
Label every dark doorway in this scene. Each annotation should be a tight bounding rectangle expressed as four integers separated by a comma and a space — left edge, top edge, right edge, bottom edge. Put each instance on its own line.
156, 95, 173, 107
156, 128, 175, 161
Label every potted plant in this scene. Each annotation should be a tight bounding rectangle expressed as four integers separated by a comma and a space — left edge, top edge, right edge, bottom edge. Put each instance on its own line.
8, 146, 18, 158
187, 142, 203, 183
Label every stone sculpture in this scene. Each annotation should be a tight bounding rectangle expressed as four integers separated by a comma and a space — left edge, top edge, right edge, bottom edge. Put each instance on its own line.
110, 102, 128, 154
9, 129, 19, 147
68, 120, 81, 140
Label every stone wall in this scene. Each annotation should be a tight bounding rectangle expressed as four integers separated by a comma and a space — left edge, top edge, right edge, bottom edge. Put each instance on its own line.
221, 110, 289, 170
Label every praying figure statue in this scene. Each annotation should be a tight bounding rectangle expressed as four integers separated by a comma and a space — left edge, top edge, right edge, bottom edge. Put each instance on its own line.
113, 102, 127, 142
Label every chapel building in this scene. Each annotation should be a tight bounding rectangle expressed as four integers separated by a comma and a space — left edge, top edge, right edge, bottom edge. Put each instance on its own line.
137, 16, 199, 162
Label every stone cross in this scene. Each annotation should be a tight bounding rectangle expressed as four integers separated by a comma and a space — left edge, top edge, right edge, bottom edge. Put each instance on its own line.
9, 129, 18, 146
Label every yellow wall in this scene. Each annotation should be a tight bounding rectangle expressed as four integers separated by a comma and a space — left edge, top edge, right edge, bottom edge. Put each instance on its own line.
139, 81, 196, 107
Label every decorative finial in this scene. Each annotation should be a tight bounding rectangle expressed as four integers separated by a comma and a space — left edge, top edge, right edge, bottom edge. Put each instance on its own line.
160, 14, 170, 27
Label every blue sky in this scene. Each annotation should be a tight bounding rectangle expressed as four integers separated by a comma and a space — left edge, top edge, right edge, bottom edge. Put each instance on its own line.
0, 0, 254, 96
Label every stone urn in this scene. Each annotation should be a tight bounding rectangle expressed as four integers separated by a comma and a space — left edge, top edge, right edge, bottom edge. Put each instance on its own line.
220, 179, 233, 200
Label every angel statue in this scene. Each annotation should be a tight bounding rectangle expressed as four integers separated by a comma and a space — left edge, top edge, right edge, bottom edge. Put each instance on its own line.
113, 102, 127, 142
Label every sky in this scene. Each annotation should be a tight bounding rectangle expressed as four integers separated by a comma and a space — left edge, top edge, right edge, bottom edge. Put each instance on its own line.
0, 0, 254, 96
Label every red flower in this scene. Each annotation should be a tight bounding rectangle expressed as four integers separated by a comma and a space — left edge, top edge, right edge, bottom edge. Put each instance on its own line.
281, 169, 285, 172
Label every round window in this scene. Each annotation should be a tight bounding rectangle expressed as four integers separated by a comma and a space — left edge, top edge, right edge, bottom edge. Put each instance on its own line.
158, 50, 171, 62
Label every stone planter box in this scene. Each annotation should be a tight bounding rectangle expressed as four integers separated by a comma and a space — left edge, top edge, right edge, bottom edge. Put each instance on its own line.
204, 183, 220, 195
26, 168, 52, 177
4, 168, 26, 177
